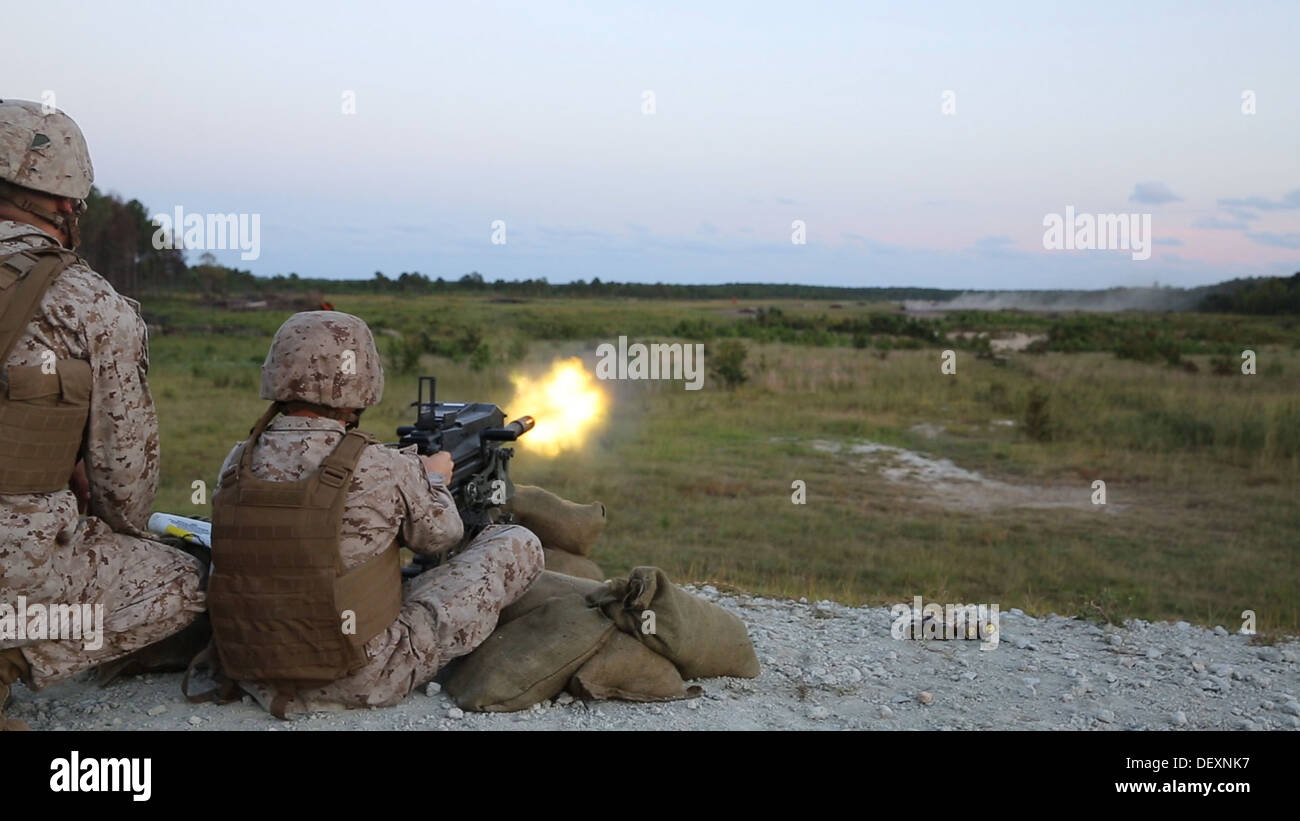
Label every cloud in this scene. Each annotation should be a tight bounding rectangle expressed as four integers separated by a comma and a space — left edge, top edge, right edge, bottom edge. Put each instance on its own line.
1153, 237, 1184, 246
1129, 181, 1183, 204
775, 196, 795, 205
1245, 231, 1300, 249
1217, 189, 1300, 210
1192, 216, 1249, 230
1222, 207, 1258, 222
696, 221, 719, 236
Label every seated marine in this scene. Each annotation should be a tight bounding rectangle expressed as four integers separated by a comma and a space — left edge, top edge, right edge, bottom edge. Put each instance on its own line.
204, 311, 543, 717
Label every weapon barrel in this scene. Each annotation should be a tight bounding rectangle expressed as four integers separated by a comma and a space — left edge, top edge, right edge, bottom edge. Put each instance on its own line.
481, 415, 535, 442
510, 416, 535, 436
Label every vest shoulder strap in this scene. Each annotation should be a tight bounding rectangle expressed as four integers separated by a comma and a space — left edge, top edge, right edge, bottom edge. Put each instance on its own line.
0, 248, 79, 368
317, 429, 378, 488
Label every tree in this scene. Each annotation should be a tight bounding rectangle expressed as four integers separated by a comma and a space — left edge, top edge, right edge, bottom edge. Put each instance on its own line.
77, 186, 187, 296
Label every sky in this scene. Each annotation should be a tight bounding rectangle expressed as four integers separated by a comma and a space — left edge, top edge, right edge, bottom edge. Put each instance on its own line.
5, 0, 1298, 289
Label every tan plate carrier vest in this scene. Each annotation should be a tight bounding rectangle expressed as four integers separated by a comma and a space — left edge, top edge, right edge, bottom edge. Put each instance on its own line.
208, 405, 403, 685
0, 247, 92, 494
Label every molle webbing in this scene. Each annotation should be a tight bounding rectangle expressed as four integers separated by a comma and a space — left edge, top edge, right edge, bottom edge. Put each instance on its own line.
209, 407, 402, 683
0, 248, 88, 493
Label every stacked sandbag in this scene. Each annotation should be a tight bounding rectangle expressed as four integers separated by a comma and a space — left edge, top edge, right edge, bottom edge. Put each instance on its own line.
506, 485, 607, 580
498, 568, 605, 622
443, 486, 613, 710
445, 569, 700, 710
446, 563, 762, 712
444, 571, 613, 711
568, 632, 702, 702
447, 484, 760, 712
589, 567, 761, 680
541, 548, 603, 581
458, 570, 700, 706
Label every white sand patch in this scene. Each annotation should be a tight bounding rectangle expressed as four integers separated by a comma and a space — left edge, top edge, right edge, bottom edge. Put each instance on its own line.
942, 331, 1047, 353
990, 332, 1047, 353
806, 438, 1118, 513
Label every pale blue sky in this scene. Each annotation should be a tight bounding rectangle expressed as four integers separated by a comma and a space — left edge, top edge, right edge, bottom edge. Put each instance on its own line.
7, 0, 1298, 288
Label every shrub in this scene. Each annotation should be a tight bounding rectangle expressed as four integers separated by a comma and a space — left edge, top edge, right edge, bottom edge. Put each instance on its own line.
1022, 386, 1053, 442
672, 318, 719, 339
1139, 407, 1215, 450
387, 337, 422, 374
983, 381, 1013, 413
709, 340, 749, 389
469, 342, 493, 372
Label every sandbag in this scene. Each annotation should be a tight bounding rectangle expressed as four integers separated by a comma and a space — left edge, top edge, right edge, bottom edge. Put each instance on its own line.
590, 567, 760, 680
444, 596, 615, 712
505, 485, 606, 556
543, 548, 604, 581
568, 631, 702, 702
500, 570, 606, 624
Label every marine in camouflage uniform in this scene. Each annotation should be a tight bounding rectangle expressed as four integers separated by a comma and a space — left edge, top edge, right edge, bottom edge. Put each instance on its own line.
0, 101, 205, 727
213, 312, 542, 715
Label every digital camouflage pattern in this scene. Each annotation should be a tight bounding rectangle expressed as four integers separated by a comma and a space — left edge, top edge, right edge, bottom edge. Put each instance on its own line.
217, 415, 544, 714
0, 221, 205, 688
0, 100, 94, 199
261, 311, 384, 409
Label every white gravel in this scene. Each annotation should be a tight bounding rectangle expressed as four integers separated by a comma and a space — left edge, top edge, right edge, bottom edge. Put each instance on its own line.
9, 588, 1298, 731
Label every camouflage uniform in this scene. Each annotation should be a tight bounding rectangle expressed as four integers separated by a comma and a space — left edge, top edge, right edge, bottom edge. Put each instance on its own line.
0, 220, 206, 687
219, 312, 542, 715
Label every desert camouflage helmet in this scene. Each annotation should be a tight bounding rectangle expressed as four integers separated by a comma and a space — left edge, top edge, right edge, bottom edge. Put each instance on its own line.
261, 312, 385, 409
0, 99, 94, 199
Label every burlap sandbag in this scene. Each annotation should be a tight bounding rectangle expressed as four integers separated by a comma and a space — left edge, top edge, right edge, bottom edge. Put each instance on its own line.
445, 596, 616, 712
505, 484, 606, 556
500, 570, 606, 624
543, 548, 604, 581
568, 631, 703, 702
590, 567, 760, 680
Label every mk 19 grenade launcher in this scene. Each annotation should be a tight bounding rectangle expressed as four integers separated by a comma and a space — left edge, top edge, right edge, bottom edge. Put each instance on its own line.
395, 376, 534, 575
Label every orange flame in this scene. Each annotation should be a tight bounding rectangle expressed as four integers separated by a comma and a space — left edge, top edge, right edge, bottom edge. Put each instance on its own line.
507, 358, 607, 457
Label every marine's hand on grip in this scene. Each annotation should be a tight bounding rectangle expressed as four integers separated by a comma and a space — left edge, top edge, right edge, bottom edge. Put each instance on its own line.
420, 451, 454, 479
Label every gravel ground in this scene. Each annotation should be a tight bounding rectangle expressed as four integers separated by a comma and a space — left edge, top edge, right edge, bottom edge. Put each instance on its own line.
10, 588, 1299, 731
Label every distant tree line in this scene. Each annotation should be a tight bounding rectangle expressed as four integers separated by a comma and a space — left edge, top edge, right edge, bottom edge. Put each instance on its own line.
70, 188, 1300, 312
279, 270, 958, 302
1198, 273, 1300, 315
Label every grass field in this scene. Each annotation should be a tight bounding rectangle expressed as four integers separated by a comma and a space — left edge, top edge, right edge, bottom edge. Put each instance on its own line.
142, 294, 1300, 635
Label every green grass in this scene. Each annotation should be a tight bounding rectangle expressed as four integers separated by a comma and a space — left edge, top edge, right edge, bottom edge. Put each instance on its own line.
144, 294, 1300, 634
